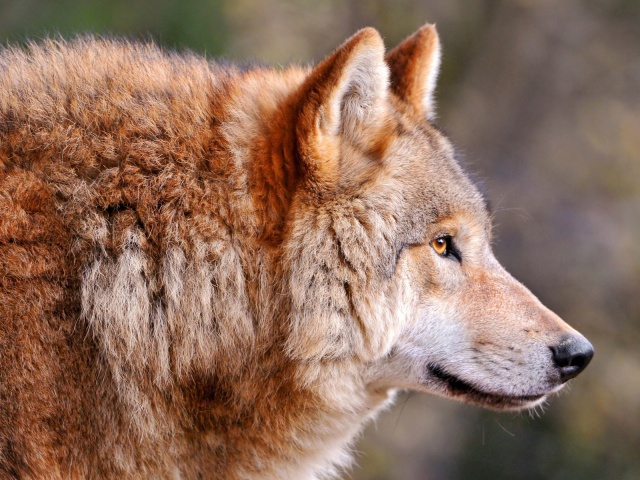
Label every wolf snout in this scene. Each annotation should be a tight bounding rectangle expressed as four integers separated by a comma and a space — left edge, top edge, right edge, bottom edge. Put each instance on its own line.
550, 334, 594, 382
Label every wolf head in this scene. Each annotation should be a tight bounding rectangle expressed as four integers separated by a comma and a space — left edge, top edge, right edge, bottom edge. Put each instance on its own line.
282, 26, 593, 411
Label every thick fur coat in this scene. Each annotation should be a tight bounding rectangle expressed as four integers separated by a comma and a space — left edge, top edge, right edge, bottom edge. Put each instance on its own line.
0, 26, 592, 479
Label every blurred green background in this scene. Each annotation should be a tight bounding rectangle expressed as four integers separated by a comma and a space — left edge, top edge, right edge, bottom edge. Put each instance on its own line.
2, 0, 638, 478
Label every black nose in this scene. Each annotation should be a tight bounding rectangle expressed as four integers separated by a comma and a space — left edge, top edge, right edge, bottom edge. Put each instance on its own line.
550, 335, 594, 382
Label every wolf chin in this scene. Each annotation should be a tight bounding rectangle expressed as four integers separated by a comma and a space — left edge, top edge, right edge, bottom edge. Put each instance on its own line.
0, 25, 593, 479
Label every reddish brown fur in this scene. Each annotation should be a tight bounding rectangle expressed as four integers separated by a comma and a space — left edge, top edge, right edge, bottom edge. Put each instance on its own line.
0, 37, 308, 479
0, 33, 390, 480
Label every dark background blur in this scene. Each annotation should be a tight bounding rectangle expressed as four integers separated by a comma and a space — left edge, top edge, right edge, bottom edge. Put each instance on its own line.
1, 0, 638, 478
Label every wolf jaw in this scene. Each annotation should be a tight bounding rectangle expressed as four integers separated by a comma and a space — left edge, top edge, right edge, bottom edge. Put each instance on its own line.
425, 363, 550, 410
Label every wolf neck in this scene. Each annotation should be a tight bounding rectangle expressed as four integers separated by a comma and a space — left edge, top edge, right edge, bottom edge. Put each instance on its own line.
182, 354, 392, 479
191, 69, 392, 478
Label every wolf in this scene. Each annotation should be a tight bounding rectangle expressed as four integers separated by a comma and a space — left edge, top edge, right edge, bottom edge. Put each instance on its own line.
0, 25, 593, 479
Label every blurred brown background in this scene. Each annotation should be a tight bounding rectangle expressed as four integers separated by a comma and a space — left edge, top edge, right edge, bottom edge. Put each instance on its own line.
1, 0, 638, 478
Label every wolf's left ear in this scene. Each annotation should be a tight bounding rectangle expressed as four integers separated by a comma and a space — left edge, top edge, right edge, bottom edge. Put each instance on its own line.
385, 24, 441, 121
294, 28, 389, 186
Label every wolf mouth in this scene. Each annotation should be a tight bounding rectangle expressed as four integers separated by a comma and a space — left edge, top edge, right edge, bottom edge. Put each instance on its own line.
426, 364, 546, 409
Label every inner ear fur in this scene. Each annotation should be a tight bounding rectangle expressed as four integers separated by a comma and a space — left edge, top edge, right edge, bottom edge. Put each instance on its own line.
293, 27, 390, 187
385, 24, 441, 121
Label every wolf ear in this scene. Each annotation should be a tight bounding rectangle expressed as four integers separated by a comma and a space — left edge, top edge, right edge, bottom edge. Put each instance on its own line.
385, 24, 441, 121
294, 28, 389, 185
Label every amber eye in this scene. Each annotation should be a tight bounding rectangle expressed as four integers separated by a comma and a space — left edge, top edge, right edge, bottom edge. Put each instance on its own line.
431, 237, 449, 256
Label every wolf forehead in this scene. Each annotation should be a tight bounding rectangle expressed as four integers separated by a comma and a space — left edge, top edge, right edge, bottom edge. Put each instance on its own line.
381, 123, 490, 224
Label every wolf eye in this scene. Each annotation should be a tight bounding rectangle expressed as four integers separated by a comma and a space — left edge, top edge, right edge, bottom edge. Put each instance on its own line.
430, 236, 460, 261
431, 237, 449, 255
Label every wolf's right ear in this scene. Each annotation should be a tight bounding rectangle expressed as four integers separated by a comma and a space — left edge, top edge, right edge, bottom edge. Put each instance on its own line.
293, 28, 389, 187
385, 24, 441, 121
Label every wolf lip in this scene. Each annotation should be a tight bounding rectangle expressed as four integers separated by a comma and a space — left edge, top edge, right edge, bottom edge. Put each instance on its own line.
426, 363, 546, 408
